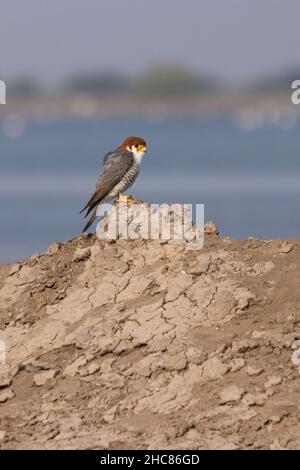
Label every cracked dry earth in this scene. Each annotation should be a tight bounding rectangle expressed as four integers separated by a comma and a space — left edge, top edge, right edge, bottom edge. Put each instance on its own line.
0, 221, 300, 449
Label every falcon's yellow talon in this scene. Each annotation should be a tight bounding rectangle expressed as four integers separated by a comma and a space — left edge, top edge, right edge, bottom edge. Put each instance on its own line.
116, 193, 130, 204
128, 198, 139, 204
115, 193, 141, 205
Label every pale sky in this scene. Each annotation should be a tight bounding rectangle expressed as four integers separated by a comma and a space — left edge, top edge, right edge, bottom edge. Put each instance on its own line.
0, 0, 300, 84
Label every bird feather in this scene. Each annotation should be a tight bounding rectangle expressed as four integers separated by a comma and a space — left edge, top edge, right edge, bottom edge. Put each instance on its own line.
80, 147, 133, 217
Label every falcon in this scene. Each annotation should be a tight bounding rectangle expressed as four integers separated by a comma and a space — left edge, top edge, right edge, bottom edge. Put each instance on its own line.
80, 136, 147, 232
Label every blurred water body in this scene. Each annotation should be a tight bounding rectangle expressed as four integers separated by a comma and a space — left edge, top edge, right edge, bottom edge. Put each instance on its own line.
0, 116, 299, 263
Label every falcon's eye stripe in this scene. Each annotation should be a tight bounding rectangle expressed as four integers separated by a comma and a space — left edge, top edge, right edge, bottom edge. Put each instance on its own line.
129, 143, 146, 153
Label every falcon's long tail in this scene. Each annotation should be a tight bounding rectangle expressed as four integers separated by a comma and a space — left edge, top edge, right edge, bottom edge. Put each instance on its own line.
80, 193, 108, 217
80, 201, 96, 217
82, 209, 97, 233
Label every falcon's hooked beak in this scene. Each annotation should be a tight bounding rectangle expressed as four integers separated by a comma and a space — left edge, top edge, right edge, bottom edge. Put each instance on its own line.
127, 144, 147, 157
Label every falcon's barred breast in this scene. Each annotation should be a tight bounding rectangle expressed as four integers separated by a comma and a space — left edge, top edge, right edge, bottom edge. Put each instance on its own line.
80, 136, 147, 232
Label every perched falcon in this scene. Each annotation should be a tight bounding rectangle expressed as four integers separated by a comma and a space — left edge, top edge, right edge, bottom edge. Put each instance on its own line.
80, 136, 147, 232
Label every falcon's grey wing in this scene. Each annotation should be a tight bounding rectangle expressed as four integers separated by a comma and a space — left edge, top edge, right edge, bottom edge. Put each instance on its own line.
80, 147, 133, 218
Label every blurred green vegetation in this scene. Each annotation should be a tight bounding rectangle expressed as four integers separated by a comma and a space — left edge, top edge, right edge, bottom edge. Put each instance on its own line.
6, 64, 299, 99
9, 78, 42, 98
135, 65, 215, 97
64, 72, 130, 96
7, 64, 218, 99
63, 64, 216, 97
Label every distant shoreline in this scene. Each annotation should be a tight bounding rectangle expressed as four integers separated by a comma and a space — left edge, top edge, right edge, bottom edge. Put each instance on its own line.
1, 91, 298, 119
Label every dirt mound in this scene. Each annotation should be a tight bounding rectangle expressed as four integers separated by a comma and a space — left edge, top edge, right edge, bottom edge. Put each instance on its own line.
0, 213, 300, 449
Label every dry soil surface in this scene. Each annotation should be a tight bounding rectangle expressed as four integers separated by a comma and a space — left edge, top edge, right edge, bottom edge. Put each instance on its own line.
0, 216, 300, 449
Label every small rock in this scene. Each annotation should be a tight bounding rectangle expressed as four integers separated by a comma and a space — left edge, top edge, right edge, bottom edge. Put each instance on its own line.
9, 263, 21, 276
0, 377, 12, 389
291, 339, 300, 350
246, 366, 264, 377
232, 339, 259, 353
241, 409, 257, 421
0, 388, 14, 403
219, 385, 245, 404
243, 392, 266, 406
251, 330, 265, 339
0, 431, 6, 441
30, 254, 41, 261
78, 368, 89, 377
268, 414, 284, 424
48, 242, 62, 254
25, 364, 35, 373
281, 334, 299, 349
291, 349, 300, 366
264, 375, 282, 389
73, 247, 91, 262
230, 358, 245, 372
33, 370, 56, 386
202, 357, 230, 381
87, 363, 101, 375
10, 365, 20, 377
204, 221, 219, 236
0, 344, 6, 366
279, 242, 293, 254
62, 356, 88, 377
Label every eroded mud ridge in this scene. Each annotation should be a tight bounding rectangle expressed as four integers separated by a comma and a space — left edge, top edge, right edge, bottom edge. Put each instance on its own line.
0, 212, 300, 449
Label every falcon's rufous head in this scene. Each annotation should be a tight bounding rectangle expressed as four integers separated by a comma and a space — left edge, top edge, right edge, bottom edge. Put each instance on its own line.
121, 136, 147, 159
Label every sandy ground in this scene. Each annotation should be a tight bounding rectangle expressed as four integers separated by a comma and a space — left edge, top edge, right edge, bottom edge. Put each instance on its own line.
0, 212, 300, 449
